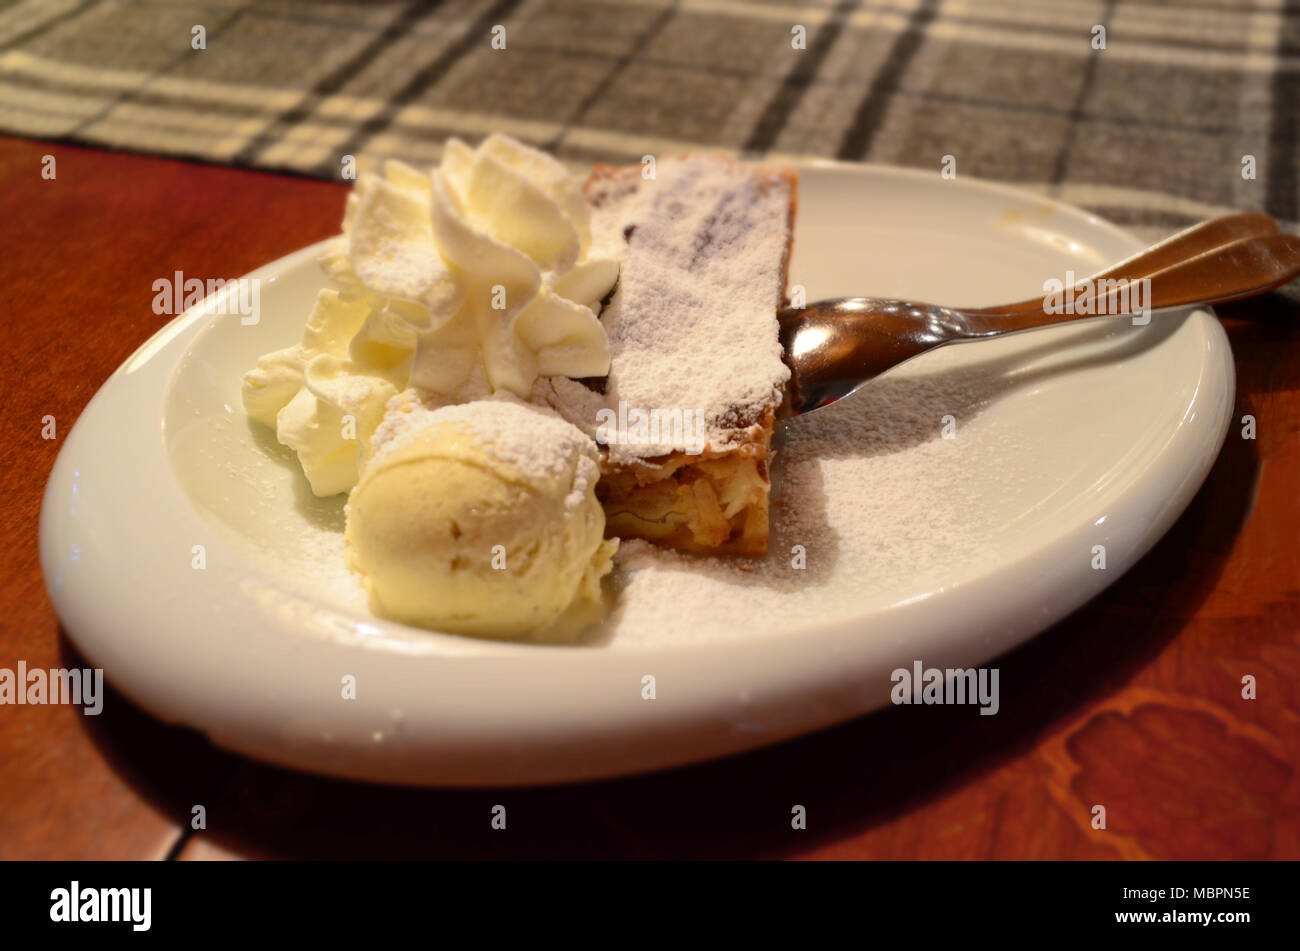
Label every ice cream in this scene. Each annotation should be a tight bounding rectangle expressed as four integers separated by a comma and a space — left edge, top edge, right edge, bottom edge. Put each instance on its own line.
345, 394, 617, 639
241, 133, 618, 496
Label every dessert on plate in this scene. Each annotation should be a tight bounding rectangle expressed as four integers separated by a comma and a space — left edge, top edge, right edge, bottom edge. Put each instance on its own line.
240, 134, 797, 639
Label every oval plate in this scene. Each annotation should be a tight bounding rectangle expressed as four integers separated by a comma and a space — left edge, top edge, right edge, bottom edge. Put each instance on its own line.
40, 163, 1233, 785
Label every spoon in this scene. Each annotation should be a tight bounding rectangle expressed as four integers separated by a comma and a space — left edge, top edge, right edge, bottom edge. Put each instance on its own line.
779, 213, 1300, 414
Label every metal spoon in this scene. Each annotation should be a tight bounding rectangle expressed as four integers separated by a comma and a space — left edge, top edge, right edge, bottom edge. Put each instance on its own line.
779, 213, 1300, 414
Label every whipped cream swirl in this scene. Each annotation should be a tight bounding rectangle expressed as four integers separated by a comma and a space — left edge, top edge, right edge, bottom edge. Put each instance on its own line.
241, 134, 618, 496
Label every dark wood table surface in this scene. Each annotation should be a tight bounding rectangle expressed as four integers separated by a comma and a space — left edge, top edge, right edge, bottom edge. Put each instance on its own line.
2, 135, 1297, 860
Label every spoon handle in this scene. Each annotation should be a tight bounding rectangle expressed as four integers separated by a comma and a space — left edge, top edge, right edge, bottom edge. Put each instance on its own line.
958, 231, 1300, 336
1128, 232, 1300, 309
963, 213, 1281, 321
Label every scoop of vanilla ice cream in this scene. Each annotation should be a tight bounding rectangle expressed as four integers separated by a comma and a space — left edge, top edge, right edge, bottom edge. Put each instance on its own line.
345, 395, 617, 639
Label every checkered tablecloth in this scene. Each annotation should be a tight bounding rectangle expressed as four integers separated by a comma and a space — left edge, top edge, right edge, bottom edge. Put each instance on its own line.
2, 0, 1296, 242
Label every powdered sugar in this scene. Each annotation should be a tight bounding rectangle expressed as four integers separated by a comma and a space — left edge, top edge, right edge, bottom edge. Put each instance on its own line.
367, 389, 599, 488
568, 454, 600, 513
546, 156, 792, 460
598, 356, 1011, 645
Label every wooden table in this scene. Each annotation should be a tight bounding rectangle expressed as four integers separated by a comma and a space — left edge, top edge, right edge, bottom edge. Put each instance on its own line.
2, 136, 1296, 860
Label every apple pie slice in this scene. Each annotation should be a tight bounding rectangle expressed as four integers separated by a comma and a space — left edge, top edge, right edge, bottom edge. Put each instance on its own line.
538, 155, 796, 556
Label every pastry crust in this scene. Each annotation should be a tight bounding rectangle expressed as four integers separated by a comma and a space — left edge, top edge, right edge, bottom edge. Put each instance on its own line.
594, 405, 778, 556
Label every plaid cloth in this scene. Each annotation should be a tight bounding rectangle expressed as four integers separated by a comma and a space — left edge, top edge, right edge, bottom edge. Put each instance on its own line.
1, 0, 1296, 242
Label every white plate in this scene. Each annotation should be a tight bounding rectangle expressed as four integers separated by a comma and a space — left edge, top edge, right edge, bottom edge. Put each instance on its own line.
41, 163, 1233, 786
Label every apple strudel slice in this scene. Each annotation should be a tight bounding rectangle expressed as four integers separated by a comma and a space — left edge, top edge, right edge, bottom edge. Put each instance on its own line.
537, 154, 796, 556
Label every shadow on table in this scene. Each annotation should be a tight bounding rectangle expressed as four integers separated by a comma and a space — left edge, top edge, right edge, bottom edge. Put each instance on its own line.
62, 291, 1296, 859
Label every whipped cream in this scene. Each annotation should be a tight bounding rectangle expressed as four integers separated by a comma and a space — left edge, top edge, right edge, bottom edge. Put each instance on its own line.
242, 134, 618, 496
242, 289, 405, 496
